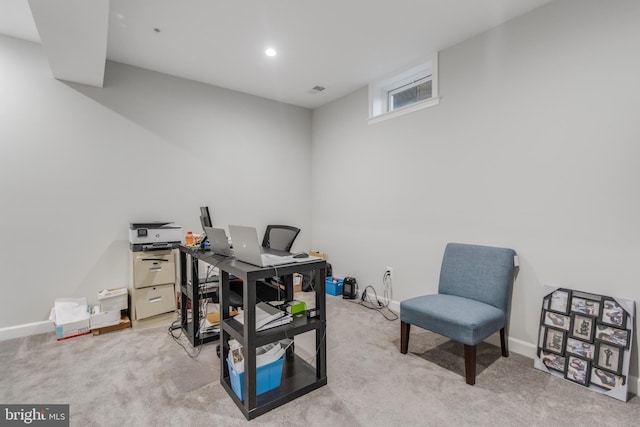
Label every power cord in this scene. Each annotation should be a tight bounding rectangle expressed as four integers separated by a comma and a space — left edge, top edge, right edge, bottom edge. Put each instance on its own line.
169, 257, 233, 358
304, 321, 328, 365
168, 296, 210, 359
354, 271, 398, 321
168, 314, 203, 358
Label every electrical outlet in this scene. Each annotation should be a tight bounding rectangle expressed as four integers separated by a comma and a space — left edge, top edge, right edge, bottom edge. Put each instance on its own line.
385, 267, 393, 279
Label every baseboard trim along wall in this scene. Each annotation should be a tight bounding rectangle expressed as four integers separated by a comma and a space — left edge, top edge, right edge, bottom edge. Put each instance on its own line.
0, 320, 52, 342
3, 303, 638, 397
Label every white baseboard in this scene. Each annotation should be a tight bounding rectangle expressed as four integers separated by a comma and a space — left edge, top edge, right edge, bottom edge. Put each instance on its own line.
387, 299, 400, 313
0, 321, 52, 341
484, 333, 537, 358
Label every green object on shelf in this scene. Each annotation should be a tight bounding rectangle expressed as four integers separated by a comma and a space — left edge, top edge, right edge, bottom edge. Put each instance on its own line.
286, 300, 307, 315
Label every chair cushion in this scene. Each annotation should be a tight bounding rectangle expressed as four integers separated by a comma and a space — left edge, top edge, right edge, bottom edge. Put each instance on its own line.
400, 294, 507, 346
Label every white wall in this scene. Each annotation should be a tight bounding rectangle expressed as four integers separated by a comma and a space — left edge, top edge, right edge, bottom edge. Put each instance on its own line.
0, 36, 312, 329
311, 0, 640, 379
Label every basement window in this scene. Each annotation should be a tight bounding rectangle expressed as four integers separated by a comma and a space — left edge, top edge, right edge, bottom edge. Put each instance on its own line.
368, 53, 439, 124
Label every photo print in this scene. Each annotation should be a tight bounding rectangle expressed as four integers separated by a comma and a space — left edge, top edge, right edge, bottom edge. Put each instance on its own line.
595, 325, 629, 349
549, 289, 570, 314
600, 298, 627, 329
570, 314, 595, 342
570, 296, 600, 317
565, 355, 590, 386
595, 342, 623, 374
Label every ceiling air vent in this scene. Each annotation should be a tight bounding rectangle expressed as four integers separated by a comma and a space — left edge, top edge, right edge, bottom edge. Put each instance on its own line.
308, 85, 326, 94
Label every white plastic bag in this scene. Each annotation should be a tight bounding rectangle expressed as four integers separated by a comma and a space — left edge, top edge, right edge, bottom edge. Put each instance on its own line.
49, 297, 90, 325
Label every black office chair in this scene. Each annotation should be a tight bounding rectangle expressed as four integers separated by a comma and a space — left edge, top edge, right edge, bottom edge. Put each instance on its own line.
254, 225, 301, 302
262, 225, 301, 252
226, 225, 301, 310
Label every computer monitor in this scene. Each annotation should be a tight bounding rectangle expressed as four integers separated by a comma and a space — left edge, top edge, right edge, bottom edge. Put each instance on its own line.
199, 206, 213, 249
200, 206, 212, 228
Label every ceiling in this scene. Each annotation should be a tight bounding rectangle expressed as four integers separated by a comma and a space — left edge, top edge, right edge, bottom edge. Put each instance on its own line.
0, 0, 553, 109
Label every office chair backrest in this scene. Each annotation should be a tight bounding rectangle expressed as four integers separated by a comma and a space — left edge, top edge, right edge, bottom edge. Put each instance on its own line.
262, 225, 301, 252
438, 243, 516, 314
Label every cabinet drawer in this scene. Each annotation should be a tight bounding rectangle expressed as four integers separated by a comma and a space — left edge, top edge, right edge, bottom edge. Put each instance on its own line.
134, 284, 175, 320
133, 252, 175, 288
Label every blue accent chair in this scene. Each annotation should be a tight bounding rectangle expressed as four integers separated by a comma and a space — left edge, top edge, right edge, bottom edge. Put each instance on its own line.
400, 243, 517, 385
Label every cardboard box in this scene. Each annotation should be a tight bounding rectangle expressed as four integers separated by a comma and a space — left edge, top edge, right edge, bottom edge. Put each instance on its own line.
91, 315, 132, 336
54, 319, 91, 340
293, 273, 303, 293
90, 306, 121, 329
50, 298, 91, 340
98, 287, 128, 312
176, 292, 192, 310
309, 250, 326, 259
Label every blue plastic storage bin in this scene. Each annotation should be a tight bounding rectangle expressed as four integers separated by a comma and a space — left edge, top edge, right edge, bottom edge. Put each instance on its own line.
326, 277, 344, 296
227, 356, 285, 401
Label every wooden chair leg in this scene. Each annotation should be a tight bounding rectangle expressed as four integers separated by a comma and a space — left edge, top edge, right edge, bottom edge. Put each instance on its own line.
464, 344, 476, 385
500, 328, 509, 357
400, 321, 410, 354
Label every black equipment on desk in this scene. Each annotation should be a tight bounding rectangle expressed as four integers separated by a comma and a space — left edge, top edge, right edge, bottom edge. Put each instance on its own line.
343, 277, 358, 299
198, 206, 213, 250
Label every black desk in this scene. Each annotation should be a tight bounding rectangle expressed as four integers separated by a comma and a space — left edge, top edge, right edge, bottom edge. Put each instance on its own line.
178, 245, 328, 419
178, 245, 299, 347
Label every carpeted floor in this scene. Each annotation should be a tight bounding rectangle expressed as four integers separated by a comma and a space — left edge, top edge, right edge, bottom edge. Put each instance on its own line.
1, 295, 638, 426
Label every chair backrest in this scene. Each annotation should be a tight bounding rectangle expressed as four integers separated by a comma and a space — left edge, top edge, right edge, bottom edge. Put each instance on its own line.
438, 243, 516, 314
262, 225, 301, 252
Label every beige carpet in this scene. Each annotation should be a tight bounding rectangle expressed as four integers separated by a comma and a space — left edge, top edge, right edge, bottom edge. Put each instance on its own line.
1, 295, 638, 426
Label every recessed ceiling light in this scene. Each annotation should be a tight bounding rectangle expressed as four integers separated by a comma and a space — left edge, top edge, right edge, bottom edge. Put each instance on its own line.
265, 48, 277, 57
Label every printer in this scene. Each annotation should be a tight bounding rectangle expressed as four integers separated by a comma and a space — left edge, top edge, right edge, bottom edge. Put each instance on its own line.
129, 221, 183, 252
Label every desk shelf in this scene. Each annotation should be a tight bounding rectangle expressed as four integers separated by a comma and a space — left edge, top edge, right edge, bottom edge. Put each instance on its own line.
222, 353, 327, 419
223, 313, 323, 347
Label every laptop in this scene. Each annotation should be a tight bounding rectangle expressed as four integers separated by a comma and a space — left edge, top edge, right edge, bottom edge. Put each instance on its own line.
228, 225, 296, 267
203, 226, 233, 256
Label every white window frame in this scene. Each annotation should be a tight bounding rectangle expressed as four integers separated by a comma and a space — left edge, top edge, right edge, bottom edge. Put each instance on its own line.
368, 52, 439, 125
